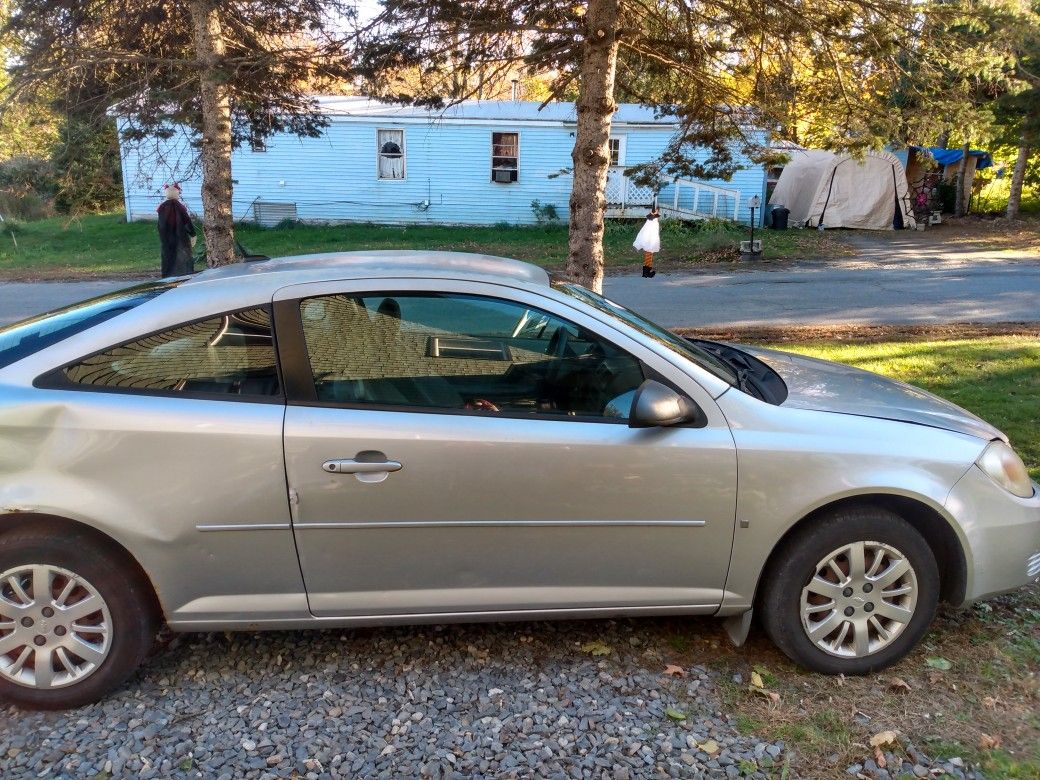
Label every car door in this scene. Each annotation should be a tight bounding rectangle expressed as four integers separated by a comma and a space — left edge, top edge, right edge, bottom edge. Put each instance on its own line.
275, 279, 738, 618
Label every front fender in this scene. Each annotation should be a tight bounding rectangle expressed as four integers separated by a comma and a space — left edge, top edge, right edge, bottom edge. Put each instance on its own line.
715, 396, 983, 613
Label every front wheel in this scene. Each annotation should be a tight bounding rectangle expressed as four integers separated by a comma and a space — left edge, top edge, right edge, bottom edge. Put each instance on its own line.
759, 506, 940, 674
0, 526, 157, 709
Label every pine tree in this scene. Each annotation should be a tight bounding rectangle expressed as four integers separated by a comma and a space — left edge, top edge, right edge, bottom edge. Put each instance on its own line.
356, 0, 1000, 291
3, 0, 357, 265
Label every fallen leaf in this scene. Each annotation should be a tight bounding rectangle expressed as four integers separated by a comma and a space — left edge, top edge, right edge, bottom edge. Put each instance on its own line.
580, 641, 612, 656
750, 685, 780, 703
662, 664, 685, 677
978, 733, 1002, 750
750, 671, 765, 688
874, 746, 887, 769
664, 707, 686, 721
889, 677, 912, 693
982, 696, 999, 710
698, 739, 720, 755
869, 730, 900, 748
925, 656, 952, 671
926, 670, 944, 685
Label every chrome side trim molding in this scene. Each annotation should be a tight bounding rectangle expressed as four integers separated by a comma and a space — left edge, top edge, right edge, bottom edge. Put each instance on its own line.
195, 523, 292, 532
292, 519, 707, 530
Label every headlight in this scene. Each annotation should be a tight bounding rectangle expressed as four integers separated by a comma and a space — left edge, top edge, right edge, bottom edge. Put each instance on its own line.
976, 441, 1034, 498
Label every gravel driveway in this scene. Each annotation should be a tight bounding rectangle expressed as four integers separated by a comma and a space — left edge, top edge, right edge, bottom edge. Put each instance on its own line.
0, 620, 782, 780
0, 617, 986, 780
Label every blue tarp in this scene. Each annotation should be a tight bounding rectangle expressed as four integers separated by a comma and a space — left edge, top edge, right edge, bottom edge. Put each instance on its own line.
912, 146, 993, 169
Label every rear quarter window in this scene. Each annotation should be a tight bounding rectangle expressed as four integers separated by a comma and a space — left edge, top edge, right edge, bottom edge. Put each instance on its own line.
0, 281, 179, 370
54, 306, 281, 399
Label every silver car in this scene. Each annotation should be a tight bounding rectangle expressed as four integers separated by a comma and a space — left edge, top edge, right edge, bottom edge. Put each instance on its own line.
0, 252, 1037, 709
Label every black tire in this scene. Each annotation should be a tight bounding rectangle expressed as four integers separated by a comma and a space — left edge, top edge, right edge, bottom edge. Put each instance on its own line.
759, 506, 940, 675
0, 525, 158, 709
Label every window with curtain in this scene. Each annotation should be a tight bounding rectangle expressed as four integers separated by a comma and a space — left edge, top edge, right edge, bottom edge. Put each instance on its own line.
491, 132, 519, 183
377, 129, 405, 179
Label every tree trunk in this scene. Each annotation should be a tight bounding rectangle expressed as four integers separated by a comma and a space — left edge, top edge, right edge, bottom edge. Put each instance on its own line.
1006, 142, 1030, 220
189, 0, 236, 267
954, 142, 970, 218
564, 0, 620, 294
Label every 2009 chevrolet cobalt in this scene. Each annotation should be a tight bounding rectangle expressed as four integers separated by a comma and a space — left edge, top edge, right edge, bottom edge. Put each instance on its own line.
0, 252, 1037, 709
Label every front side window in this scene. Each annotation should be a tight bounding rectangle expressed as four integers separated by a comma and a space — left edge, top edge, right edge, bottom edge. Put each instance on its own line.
609, 138, 622, 166
299, 292, 644, 420
377, 129, 405, 179
491, 132, 519, 183
61, 307, 280, 398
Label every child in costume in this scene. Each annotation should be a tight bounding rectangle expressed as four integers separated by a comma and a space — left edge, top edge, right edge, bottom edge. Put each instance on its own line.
633, 205, 660, 278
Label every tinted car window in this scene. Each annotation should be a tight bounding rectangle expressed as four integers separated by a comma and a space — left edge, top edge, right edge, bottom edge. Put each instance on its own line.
62, 307, 280, 397
299, 292, 644, 419
0, 281, 179, 370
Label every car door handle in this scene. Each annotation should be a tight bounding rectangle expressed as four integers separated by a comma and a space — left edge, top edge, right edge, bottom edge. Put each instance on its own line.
322, 459, 403, 474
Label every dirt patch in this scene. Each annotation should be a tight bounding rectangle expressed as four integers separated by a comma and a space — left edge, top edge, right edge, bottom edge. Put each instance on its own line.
675, 321, 1040, 344
938, 214, 1040, 252
695, 588, 1040, 779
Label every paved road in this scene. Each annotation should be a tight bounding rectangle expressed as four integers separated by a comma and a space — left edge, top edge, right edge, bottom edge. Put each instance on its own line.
604, 260, 1040, 327
0, 280, 134, 326
3, 258, 1039, 328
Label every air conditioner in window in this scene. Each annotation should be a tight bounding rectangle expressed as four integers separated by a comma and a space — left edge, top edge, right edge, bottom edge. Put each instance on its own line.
492, 169, 516, 184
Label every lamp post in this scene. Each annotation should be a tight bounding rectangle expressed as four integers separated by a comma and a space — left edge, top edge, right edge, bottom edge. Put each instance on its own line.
749, 194, 760, 248
741, 195, 762, 261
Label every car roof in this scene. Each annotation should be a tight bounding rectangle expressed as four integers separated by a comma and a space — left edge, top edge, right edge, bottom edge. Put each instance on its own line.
185, 250, 551, 290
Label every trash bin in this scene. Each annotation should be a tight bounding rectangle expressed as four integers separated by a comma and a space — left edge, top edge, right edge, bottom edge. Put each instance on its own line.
771, 206, 790, 230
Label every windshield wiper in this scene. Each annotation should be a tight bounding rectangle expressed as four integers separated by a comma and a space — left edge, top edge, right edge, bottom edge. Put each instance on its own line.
697, 341, 762, 398
735, 367, 754, 394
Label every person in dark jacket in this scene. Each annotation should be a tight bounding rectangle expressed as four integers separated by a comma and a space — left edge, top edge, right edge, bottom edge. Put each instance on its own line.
157, 183, 197, 277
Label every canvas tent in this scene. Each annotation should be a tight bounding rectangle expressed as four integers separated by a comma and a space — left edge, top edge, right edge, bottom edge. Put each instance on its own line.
769, 149, 916, 230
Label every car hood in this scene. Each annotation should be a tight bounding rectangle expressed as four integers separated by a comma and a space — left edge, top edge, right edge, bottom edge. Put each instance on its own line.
738, 345, 1005, 442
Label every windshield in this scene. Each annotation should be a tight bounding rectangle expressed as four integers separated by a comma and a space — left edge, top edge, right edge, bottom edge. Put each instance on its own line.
0, 281, 180, 371
555, 282, 738, 386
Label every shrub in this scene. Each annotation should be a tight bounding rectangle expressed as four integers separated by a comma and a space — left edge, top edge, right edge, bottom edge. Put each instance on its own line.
530, 199, 560, 226
0, 156, 58, 196
0, 189, 53, 221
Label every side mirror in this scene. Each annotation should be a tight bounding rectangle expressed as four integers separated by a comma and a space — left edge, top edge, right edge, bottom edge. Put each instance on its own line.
629, 379, 704, 428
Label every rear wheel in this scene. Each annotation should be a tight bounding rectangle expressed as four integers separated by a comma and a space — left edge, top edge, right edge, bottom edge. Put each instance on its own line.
760, 506, 939, 674
0, 527, 157, 709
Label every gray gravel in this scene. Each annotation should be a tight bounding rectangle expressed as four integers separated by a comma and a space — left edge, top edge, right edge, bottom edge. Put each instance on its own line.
0, 621, 781, 779
0, 620, 981, 779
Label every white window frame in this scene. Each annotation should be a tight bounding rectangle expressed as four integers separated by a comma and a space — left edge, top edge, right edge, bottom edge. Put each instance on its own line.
491, 131, 520, 184
608, 135, 627, 167
376, 128, 407, 181
249, 129, 267, 153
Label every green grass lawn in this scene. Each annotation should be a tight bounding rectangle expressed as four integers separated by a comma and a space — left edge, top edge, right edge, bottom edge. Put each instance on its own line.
705, 335, 1040, 779
0, 212, 847, 278
774, 336, 1040, 480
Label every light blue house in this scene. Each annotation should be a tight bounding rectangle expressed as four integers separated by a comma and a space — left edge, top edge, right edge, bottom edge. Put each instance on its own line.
118, 97, 768, 227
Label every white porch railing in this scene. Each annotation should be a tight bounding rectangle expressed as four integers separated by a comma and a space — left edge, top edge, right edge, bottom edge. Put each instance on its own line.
604, 172, 741, 221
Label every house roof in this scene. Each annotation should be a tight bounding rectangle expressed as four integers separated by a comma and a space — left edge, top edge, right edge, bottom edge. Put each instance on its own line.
311, 96, 678, 126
